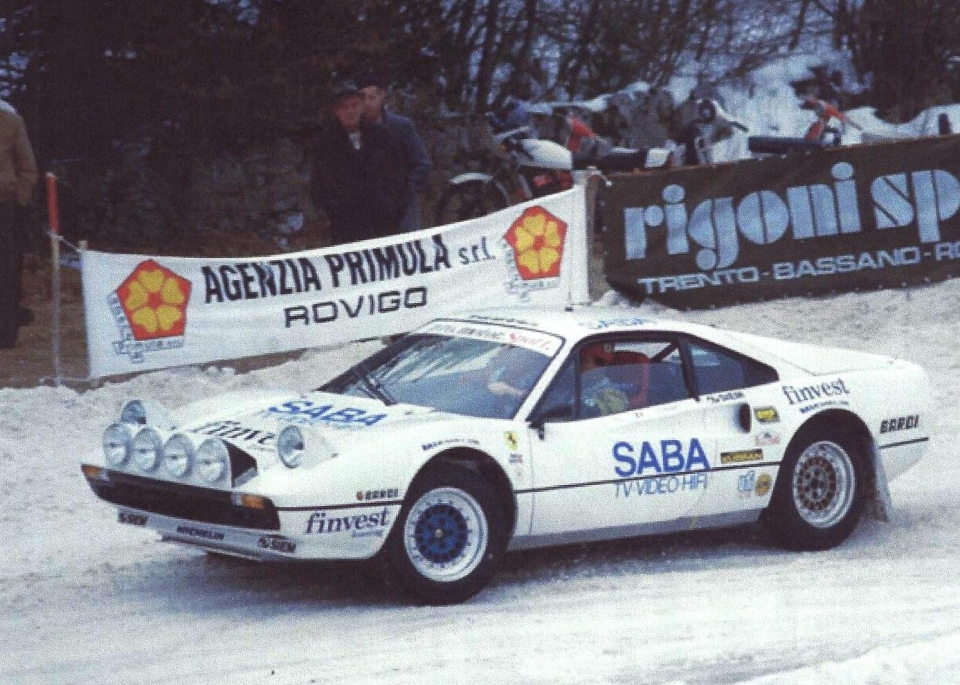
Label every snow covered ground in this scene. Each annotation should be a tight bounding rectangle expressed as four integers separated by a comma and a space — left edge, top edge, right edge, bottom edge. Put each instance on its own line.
2, 278, 960, 685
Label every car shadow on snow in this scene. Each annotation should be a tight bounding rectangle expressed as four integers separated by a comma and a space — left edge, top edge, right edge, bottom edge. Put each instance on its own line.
114, 517, 900, 612
496, 523, 782, 584
483, 517, 902, 601
107, 549, 406, 614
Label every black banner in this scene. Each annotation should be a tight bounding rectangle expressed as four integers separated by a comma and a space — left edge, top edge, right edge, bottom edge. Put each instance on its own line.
602, 134, 960, 307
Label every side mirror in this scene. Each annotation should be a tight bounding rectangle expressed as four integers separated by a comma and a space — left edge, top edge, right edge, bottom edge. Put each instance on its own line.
529, 405, 574, 439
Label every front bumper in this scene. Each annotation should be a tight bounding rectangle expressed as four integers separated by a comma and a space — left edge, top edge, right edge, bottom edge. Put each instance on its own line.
83, 464, 400, 561
83, 465, 280, 530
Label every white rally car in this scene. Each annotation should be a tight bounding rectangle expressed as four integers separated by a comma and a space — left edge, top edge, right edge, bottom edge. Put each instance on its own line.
82, 306, 932, 604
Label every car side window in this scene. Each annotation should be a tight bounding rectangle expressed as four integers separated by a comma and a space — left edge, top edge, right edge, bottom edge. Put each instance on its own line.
686, 340, 778, 394
536, 338, 693, 422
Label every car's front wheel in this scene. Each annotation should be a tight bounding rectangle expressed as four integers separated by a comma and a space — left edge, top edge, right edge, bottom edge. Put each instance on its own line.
386, 464, 507, 605
765, 427, 865, 550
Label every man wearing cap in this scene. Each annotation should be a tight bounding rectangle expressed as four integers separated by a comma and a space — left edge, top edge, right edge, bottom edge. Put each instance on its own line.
358, 74, 432, 233
310, 80, 409, 245
0, 99, 38, 349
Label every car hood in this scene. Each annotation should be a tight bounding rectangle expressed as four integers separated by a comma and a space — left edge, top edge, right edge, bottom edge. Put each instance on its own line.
174, 389, 446, 463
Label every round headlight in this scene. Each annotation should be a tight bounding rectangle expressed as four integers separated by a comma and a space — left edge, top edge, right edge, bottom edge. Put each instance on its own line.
120, 400, 147, 426
196, 438, 229, 484
163, 434, 194, 478
132, 428, 163, 471
103, 423, 133, 467
277, 425, 305, 468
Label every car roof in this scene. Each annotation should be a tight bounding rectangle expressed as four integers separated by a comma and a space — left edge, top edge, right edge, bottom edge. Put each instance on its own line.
428, 305, 831, 378
449, 305, 717, 344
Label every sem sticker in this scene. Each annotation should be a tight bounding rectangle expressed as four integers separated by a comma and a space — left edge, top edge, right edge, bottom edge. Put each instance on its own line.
258, 535, 297, 554
118, 511, 148, 526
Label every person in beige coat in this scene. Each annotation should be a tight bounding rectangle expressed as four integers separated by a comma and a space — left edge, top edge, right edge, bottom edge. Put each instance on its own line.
0, 99, 38, 348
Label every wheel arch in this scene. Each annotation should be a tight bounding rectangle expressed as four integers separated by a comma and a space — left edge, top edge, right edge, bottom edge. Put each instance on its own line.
411, 448, 517, 537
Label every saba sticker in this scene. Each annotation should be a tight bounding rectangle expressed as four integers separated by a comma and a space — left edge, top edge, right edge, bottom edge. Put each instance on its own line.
502, 206, 567, 298
108, 260, 191, 363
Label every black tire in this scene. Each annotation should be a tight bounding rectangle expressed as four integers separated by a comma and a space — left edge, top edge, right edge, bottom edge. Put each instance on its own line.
764, 426, 865, 551
385, 463, 508, 605
435, 179, 508, 226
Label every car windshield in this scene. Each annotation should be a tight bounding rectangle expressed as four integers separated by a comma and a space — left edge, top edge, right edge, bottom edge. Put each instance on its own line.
318, 324, 560, 420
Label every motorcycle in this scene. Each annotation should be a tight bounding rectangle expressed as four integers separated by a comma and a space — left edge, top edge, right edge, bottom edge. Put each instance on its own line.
434, 110, 674, 226
748, 96, 862, 156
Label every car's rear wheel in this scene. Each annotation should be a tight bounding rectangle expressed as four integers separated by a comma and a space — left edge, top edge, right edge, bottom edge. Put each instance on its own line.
765, 427, 865, 550
386, 463, 507, 605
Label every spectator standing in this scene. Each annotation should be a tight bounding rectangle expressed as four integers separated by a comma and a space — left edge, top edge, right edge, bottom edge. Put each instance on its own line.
358, 74, 432, 233
310, 80, 409, 245
0, 99, 38, 349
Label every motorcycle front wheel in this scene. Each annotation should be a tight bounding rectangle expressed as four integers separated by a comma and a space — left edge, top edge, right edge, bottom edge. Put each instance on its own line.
435, 179, 509, 226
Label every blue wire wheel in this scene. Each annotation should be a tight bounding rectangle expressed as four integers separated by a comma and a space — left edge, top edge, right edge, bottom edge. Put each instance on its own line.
404, 487, 489, 583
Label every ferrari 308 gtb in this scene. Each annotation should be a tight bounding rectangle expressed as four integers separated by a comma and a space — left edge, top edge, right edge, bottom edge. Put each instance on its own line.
82, 306, 931, 604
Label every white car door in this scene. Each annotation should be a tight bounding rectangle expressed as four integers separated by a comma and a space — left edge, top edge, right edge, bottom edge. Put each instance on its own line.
525, 336, 716, 542
681, 339, 783, 518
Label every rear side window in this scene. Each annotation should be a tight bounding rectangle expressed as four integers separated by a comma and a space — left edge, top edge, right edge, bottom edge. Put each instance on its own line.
686, 340, 778, 394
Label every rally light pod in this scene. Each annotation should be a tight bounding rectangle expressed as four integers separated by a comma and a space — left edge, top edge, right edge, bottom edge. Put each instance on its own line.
103, 423, 134, 467
132, 428, 164, 472
196, 438, 230, 484
163, 433, 195, 478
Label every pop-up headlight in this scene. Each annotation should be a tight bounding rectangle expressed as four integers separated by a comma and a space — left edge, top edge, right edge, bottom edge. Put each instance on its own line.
119, 399, 176, 431
277, 424, 337, 469
277, 425, 305, 468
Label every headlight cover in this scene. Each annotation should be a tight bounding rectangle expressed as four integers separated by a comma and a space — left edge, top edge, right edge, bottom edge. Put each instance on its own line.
163, 434, 194, 478
132, 428, 163, 472
196, 438, 230, 484
277, 424, 337, 469
118, 399, 176, 431
277, 425, 305, 468
103, 423, 133, 467
119, 400, 147, 426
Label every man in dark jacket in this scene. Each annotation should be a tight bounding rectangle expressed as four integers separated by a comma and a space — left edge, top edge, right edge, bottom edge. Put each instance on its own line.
310, 81, 409, 245
0, 99, 38, 348
358, 74, 432, 233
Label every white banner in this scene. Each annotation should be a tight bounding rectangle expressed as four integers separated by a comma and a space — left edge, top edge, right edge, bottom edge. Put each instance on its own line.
81, 187, 589, 378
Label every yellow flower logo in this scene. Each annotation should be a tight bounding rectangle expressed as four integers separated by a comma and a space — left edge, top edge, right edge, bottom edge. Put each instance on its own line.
117, 260, 191, 340
504, 206, 567, 280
